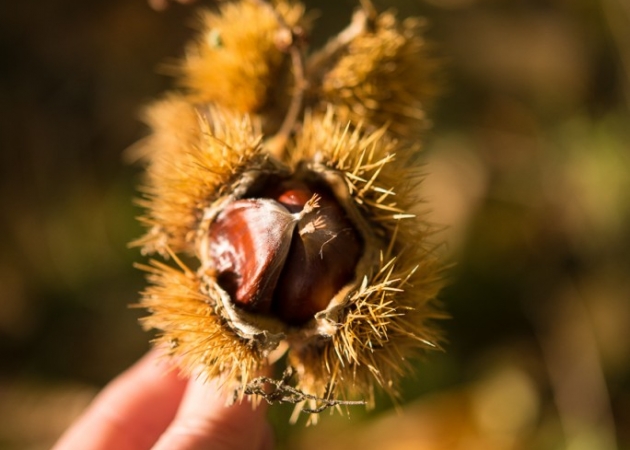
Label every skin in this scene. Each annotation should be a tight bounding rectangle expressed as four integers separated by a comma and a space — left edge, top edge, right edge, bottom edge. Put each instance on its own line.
52, 350, 274, 450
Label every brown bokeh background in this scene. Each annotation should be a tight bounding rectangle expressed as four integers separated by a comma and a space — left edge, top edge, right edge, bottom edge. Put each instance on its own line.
1, 0, 629, 449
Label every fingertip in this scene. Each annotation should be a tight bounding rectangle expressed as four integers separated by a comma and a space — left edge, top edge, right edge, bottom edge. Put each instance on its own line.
152, 377, 271, 450
52, 349, 187, 450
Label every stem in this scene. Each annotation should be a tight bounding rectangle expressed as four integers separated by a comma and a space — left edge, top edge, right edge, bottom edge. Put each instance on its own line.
267, 43, 306, 161
251, 0, 307, 161
244, 367, 366, 414
304, 8, 369, 84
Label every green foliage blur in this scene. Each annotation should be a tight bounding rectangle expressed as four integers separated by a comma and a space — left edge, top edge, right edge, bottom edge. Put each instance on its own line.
0, 0, 628, 449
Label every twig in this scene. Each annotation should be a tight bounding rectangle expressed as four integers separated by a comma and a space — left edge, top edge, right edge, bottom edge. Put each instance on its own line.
244, 366, 366, 414
305, 8, 369, 83
250, 0, 308, 161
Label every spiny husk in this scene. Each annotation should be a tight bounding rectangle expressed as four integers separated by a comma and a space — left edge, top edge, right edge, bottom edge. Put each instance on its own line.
136, 109, 444, 419
137, 258, 265, 397
133, 0, 445, 421
132, 97, 266, 255
285, 110, 445, 420
290, 109, 425, 240
180, 0, 306, 119
288, 250, 444, 422
314, 10, 440, 138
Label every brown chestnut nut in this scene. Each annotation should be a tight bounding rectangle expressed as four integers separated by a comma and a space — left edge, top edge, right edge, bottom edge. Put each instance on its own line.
207, 198, 296, 314
207, 180, 362, 326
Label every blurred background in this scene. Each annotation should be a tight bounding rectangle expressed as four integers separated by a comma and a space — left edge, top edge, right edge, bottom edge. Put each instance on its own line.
0, 0, 629, 448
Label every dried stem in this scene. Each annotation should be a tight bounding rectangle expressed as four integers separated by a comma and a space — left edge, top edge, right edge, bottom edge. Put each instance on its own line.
266, 43, 306, 160
244, 367, 366, 414
305, 7, 369, 84
250, 0, 308, 161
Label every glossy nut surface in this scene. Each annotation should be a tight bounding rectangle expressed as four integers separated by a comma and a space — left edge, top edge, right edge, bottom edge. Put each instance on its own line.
207, 179, 362, 325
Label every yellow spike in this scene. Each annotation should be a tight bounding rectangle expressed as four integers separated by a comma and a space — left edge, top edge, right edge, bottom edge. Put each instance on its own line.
180, 1, 307, 119
314, 10, 441, 138
133, 100, 264, 255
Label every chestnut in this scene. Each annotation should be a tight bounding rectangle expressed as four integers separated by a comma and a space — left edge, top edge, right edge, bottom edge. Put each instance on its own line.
134, 0, 446, 419
207, 179, 362, 325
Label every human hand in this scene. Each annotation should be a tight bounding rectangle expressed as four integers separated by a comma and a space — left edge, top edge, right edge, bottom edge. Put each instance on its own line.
52, 350, 273, 450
